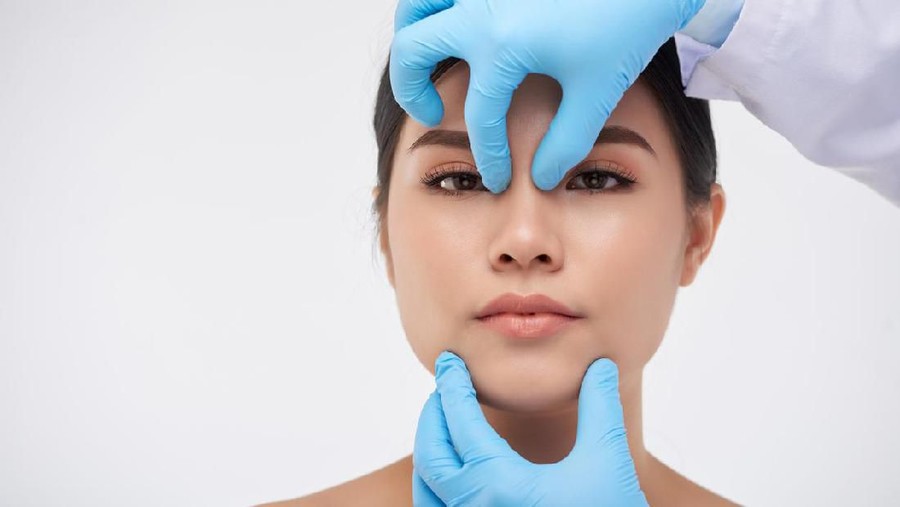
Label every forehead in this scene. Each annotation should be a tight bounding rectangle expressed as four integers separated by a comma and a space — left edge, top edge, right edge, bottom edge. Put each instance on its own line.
396, 60, 675, 160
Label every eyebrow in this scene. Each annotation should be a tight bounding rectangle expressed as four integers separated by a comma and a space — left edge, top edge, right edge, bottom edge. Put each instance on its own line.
407, 126, 657, 158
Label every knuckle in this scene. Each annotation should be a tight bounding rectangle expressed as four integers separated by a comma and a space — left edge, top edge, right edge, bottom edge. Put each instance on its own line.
486, 17, 519, 48
390, 30, 421, 65
403, 84, 431, 106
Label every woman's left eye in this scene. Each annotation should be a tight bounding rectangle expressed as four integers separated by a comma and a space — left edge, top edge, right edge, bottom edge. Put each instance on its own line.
566, 168, 636, 193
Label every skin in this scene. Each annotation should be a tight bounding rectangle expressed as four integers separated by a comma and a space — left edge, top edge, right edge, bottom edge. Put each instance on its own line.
260, 60, 731, 506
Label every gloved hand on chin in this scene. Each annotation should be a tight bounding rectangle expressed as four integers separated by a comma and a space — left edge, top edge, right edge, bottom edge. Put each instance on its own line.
411, 351, 649, 507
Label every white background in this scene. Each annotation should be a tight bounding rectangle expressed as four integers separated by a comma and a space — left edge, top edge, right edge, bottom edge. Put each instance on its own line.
2, 1, 899, 506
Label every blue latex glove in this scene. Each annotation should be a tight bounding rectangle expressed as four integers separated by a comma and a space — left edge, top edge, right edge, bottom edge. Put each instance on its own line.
390, 0, 706, 193
411, 351, 648, 506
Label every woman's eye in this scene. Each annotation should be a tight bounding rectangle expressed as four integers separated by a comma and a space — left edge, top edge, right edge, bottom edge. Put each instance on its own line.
439, 173, 485, 192
566, 170, 635, 192
420, 169, 487, 195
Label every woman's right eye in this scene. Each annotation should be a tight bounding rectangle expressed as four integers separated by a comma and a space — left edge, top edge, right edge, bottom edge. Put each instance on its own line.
420, 166, 487, 196
435, 172, 486, 192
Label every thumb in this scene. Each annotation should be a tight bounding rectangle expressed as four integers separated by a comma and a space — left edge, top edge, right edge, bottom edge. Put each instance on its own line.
531, 80, 618, 191
574, 357, 627, 452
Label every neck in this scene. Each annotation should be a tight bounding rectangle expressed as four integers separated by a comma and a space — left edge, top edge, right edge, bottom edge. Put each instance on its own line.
478, 369, 649, 474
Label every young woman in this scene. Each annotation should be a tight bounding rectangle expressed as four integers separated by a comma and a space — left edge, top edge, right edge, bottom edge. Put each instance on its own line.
261, 37, 734, 506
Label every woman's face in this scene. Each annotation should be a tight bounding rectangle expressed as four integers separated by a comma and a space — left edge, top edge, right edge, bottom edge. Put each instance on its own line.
378, 61, 724, 413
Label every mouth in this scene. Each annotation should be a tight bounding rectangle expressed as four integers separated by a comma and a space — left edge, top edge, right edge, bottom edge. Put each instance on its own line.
474, 293, 583, 339
475, 292, 583, 320
476, 312, 582, 339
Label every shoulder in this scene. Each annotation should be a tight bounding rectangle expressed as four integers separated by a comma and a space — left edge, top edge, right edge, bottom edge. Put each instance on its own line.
254, 455, 413, 507
646, 455, 742, 507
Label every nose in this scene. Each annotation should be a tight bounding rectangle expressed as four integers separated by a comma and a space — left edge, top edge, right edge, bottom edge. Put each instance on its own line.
487, 181, 564, 274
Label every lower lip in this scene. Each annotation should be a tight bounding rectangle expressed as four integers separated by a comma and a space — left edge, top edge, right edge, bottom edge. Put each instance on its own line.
476, 312, 581, 339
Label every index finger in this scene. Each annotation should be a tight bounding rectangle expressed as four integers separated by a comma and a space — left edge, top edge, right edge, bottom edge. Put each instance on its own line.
413, 390, 459, 504
390, 8, 461, 127
463, 68, 527, 193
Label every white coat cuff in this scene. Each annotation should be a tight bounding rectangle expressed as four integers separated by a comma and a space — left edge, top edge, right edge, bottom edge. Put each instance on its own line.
680, 0, 745, 47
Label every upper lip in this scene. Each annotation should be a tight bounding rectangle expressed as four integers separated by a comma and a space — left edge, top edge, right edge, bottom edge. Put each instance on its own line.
475, 293, 583, 319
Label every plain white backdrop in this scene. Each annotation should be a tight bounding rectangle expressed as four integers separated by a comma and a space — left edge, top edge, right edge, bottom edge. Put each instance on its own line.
2, 1, 899, 506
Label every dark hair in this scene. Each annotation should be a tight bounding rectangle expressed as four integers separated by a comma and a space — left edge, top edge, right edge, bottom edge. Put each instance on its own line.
371, 37, 717, 238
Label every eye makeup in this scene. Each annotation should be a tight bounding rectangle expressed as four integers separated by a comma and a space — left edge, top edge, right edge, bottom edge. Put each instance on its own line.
419, 162, 637, 197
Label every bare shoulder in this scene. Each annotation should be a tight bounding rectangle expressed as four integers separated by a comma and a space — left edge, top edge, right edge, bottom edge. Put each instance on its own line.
647, 455, 743, 507
254, 452, 741, 507
671, 479, 742, 507
254, 455, 413, 507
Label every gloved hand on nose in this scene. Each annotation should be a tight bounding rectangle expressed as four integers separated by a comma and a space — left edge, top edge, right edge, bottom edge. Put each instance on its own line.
411, 351, 649, 507
389, 0, 707, 194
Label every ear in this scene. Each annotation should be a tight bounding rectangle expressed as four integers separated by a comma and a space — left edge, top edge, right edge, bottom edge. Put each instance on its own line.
679, 183, 726, 286
372, 186, 395, 288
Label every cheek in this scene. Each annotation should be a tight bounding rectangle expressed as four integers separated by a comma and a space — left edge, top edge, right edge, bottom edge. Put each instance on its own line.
568, 207, 685, 373
386, 192, 485, 375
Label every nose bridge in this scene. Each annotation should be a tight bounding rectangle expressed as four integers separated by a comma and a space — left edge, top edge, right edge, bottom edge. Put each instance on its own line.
503, 167, 548, 225
488, 166, 563, 271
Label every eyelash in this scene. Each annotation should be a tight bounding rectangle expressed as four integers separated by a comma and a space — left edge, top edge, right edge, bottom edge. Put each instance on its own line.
419, 162, 637, 197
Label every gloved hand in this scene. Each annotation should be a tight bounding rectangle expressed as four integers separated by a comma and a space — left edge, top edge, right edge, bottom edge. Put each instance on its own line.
390, 0, 706, 193
411, 351, 649, 506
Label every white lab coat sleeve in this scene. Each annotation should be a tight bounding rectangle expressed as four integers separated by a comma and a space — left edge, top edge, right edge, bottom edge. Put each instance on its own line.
675, 0, 900, 208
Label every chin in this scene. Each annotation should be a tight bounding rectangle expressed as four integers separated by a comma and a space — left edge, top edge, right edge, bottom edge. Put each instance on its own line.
467, 356, 586, 414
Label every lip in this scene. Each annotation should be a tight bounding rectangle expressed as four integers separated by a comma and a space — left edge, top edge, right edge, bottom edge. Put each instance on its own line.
476, 293, 582, 319
475, 293, 583, 339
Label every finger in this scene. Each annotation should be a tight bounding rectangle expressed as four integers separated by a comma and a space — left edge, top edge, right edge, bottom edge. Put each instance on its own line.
413, 390, 462, 497
412, 466, 445, 507
390, 8, 461, 127
464, 68, 527, 193
574, 357, 628, 451
531, 81, 616, 191
394, 0, 455, 33
434, 351, 516, 463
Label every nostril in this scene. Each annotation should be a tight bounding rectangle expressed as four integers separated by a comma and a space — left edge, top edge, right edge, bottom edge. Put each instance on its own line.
537, 254, 551, 263
500, 253, 513, 262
